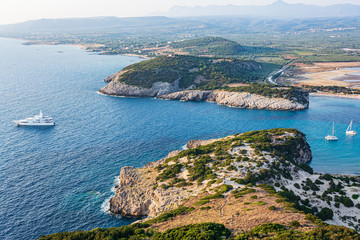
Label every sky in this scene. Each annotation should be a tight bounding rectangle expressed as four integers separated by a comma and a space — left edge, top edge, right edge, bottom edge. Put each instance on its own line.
1, 0, 360, 25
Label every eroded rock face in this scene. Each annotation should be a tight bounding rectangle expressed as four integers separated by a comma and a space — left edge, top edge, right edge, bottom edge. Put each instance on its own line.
100, 75, 309, 110
99, 80, 180, 97
159, 90, 309, 111
109, 152, 191, 217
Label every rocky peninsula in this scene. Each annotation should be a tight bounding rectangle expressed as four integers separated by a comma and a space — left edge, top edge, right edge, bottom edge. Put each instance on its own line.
109, 128, 360, 234
100, 55, 309, 111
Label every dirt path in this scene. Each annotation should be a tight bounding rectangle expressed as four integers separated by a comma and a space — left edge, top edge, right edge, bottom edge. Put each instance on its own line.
220, 194, 228, 216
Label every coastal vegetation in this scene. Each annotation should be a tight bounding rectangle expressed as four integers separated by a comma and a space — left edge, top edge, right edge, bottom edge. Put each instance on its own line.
39, 220, 360, 240
38, 222, 231, 240
303, 85, 360, 94
117, 55, 279, 89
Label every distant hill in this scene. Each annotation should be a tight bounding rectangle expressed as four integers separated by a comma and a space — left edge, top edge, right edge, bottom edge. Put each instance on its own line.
1, 15, 360, 37
159, 0, 360, 19
170, 37, 245, 56
0, 16, 200, 33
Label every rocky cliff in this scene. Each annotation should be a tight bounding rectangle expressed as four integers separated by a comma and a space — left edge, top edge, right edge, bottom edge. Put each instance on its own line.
100, 81, 309, 111
109, 151, 197, 217
159, 90, 309, 111
109, 129, 313, 218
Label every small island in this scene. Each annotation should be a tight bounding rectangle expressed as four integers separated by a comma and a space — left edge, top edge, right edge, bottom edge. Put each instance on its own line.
99, 55, 309, 111
40, 128, 360, 239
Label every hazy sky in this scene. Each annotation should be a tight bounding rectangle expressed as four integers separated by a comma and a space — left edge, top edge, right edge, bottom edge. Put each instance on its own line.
1, 0, 360, 25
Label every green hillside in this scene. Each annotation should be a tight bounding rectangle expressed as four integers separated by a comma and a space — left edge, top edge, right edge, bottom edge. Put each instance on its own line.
170, 37, 245, 56
118, 55, 279, 89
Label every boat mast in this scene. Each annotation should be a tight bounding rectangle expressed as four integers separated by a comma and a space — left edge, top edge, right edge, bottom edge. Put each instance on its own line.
332, 122, 335, 136
347, 120, 353, 132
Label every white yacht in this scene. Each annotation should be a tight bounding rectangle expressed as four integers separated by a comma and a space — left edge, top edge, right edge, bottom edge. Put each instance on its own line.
346, 120, 356, 135
325, 122, 338, 141
13, 111, 55, 126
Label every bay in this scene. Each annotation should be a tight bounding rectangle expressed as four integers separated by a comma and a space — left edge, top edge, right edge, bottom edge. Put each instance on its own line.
0, 38, 359, 239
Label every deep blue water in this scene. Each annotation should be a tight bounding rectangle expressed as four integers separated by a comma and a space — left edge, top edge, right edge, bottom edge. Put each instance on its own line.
0, 38, 359, 239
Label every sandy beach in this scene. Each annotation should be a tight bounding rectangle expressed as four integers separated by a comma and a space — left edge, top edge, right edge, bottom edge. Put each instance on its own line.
292, 62, 360, 89
300, 69, 360, 87
310, 92, 360, 100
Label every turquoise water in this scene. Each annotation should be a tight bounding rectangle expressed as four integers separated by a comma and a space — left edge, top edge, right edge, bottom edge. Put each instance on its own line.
0, 38, 359, 239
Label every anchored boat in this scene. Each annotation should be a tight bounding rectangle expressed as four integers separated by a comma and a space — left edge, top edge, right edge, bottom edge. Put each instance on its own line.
13, 111, 55, 126
346, 120, 356, 135
325, 122, 338, 141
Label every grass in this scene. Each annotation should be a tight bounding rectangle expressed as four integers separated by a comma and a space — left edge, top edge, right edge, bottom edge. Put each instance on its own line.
252, 201, 266, 206
194, 199, 209, 206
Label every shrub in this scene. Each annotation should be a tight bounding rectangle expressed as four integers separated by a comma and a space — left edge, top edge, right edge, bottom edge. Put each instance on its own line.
289, 220, 300, 229
317, 207, 333, 221
145, 206, 195, 225
155, 222, 231, 240
315, 179, 324, 185
320, 174, 333, 181
268, 205, 276, 210
200, 206, 211, 210
250, 195, 258, 199
226, 165, 237, 171
201, 193, 224, 200
352, 194, 359, 200
156, 164, 183, 181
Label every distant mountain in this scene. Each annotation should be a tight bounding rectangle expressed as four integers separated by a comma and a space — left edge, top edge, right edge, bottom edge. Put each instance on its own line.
0, 15, 359, 39
0, 16, 198, 33
157, 0, 360, 19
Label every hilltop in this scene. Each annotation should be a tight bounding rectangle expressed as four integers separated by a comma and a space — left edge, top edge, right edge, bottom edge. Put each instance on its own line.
103, 55, 274, 89
40, 128, 360, 239
170, 37, 245, 56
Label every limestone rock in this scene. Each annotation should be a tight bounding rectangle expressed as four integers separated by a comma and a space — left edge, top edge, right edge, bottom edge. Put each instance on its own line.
159, 90, 309, 111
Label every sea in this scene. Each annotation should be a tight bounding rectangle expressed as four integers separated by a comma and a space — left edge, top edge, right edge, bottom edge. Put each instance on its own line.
0, 37, 359, 239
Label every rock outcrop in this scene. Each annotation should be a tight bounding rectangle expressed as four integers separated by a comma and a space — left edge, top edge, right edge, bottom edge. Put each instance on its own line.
109, 154, 194, 217
159, 90, 309, 111
99, 81, 180, 97
100, 80, 309, 110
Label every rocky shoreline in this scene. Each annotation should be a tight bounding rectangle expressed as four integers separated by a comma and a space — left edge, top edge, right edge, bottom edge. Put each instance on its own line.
99, 80, 309, 111
158, 90, 308, 111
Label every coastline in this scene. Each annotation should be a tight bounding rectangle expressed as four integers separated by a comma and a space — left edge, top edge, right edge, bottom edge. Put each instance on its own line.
310, 92, 360, 100
0, 37, 150, 58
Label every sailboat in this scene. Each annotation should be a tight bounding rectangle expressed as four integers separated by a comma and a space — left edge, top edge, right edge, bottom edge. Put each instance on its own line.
325, 122, 338, 141
346, 120, 357, 135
